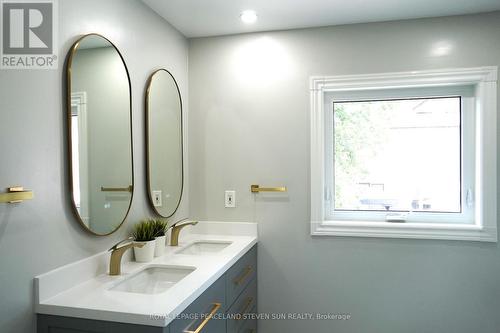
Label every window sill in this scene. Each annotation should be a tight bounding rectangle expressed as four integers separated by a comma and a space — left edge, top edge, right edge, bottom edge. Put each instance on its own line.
311, 220, 497, 242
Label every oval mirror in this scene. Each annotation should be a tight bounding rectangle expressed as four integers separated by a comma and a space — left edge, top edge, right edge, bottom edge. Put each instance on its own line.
146, 69, 183, 217
67, 34, 133, 235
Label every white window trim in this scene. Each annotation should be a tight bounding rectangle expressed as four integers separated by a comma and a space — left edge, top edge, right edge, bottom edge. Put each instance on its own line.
310, 67, 498, 242
71, 92, 90, 226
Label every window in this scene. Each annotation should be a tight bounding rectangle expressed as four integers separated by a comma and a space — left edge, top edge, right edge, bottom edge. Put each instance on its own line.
334, 96, 462, 213
310, 67, 497, 241
71, 111, 81, 210
327, 88, 474, 225
71, 92, 89, 226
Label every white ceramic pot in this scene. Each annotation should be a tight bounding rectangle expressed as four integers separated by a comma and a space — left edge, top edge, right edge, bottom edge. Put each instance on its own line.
133, 240, 155, 262
154, 235, 166, 257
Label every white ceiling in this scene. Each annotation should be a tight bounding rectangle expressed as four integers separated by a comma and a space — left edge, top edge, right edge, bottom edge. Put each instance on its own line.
142, 0, 500, 38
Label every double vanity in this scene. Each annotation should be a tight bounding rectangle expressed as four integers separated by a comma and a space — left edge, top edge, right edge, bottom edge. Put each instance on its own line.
35, 222, 258, 333
36, 33, 259, 333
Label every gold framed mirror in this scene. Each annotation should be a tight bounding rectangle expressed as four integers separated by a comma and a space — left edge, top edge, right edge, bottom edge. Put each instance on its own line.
66, 33, 134, 236
145, 69, 183, 217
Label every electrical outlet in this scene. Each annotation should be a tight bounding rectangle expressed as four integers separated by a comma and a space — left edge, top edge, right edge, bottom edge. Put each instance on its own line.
225, 190, 236, 208
152, 190, 162, 207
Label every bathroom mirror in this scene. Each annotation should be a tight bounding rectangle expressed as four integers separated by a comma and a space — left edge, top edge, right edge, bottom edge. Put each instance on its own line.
146, 69, 183, 217
67, 34, 133, 236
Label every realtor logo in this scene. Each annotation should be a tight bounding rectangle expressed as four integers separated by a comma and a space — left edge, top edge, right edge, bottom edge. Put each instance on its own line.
1, 0, 58, 69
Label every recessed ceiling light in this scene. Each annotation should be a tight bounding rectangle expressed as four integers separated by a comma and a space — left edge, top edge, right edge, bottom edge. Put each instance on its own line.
240, 10, 257, 24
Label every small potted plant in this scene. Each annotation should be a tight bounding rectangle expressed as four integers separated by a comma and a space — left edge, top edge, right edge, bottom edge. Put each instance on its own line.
131, 220, 156, 262
152, 219, 168, 257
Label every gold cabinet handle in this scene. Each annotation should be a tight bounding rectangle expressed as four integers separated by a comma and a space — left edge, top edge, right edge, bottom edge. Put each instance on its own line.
0, 187, 34, 204
233, 266, 253, 286
100, 185, 133, 192
251, 184, 287, 193
236, 297, 254, 321
184, 302, 221, 333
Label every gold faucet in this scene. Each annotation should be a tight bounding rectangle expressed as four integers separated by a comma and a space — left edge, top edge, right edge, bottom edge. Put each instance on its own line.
109, 238, 145, 275
170, 219, 198, 246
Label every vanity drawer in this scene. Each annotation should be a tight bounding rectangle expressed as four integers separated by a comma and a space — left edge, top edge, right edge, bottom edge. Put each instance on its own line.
37, 314, 167, 333
169, 275, 226, 333
226, 245, 257, 306
238, 317, 257, 333
226, 278, 257, 333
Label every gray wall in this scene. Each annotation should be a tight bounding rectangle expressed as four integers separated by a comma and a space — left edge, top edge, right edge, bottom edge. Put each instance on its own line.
188, 12, 500, 333
0, 1, 188, 332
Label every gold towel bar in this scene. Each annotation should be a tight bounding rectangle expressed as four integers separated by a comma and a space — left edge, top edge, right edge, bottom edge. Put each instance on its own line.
101, 185, 133, 192
250, 184, 287, 193
0, 187, 34, 204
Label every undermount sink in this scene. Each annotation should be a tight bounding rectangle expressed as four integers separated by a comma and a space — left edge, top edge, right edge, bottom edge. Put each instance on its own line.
110, 265, 195, 294
176, 241, 232, 255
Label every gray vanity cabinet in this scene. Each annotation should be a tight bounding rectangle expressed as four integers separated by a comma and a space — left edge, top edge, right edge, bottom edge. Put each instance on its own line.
168, 245, 258, 333
37, 315, 168, 333
226, 246, 257, 305
37, 245, 257, 333
169, 274, 226, 333
226, 279, 257, 333
238, 318, 257, 333
225, 245, 257, 333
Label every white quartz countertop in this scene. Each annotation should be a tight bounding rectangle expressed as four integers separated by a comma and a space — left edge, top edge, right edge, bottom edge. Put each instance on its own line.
34, 221, 258, 327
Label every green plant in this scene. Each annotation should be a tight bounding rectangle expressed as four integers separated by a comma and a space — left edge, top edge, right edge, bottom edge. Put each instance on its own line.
152, 219, 168, 237
131, 219, 156, 242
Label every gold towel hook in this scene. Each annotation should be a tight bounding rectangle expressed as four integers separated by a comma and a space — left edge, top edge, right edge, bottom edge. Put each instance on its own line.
0, 186, 34, 204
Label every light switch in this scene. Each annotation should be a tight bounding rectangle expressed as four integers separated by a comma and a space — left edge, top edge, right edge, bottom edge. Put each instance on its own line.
225, 190, 236, 208
153, 190, 162, 207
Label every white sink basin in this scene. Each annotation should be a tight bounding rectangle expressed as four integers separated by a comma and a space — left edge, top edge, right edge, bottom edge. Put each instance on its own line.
110, 265, 195, 294
176, 241, 232, 255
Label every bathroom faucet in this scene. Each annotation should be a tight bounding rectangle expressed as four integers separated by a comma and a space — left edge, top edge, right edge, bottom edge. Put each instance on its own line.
108, 238, 144, 275
170, 219, 198, 246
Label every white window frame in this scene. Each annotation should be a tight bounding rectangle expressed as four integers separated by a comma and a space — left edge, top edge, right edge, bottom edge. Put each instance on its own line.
325, 86, 475, 224
310, 67, 498, 242
71, 92, 90, 226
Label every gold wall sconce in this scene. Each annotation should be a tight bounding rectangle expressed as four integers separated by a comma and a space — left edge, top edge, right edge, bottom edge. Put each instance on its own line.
250, 184, 287, 193
0, 186, 34, 204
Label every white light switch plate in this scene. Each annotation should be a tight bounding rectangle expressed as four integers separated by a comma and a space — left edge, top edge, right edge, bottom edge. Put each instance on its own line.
225, 190, 236, 208
152, 190, 162, 207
